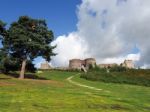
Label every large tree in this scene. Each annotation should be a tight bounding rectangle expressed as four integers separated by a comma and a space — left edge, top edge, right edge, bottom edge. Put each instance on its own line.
2, 16, 56, 79
0, 20, 6, 36
0, 20, 36, 73
0, 20, 6, 72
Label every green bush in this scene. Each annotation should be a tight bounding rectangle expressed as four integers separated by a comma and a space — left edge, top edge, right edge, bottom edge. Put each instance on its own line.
88, 65, 107, 72
0, 56, 36, 74
109, 66, 127, 72
80, 69, 150, 86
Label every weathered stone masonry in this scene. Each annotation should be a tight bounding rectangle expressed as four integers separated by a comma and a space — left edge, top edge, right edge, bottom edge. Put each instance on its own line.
69, 58, 96, 70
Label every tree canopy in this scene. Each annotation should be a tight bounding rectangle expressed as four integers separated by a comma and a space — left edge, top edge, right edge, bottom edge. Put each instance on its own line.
1, 16, 56, 78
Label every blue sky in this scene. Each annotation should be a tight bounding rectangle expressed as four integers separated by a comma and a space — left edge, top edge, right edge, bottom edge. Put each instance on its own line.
1, 0, 149, 68
0, 0, 81, 37
0, 0, 81, 67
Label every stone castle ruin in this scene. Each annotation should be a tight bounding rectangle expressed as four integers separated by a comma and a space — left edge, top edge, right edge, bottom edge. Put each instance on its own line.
40, 61, 51, 69
69, 58, 134, 70
39, 58, 134, 70
69, 58, 96, 70
121, 60, 134, 68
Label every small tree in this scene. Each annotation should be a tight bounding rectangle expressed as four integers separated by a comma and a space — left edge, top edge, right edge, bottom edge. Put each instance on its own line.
2, 16, 56, 79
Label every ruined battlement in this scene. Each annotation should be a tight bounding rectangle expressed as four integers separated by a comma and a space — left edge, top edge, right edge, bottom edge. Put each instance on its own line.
121, 60, 134, 68
40, 61, 51, 69
69, 58, 96, 70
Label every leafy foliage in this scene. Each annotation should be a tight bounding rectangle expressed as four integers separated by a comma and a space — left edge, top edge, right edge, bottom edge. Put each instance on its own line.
0, 56, 20, 73
81, 69, 150, 86
0, 50, 36, 73
3, 16, 56, 61
0, 16, 56, 78
109, 66, 127, 72
0, 20, 6, 38
88, 65, 107, 72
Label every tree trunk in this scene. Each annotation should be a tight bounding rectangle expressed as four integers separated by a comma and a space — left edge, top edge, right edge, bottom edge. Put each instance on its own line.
19, 59, 27, 79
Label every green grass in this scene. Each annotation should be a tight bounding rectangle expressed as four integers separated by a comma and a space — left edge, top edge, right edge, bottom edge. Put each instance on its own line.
0, 70, 150, 112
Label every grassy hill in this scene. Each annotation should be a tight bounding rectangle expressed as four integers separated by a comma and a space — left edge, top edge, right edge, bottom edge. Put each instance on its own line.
0, 71, 150, 112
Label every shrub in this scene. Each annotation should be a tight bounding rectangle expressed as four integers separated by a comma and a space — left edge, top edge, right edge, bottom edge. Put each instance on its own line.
89, 65, 107, 72
109, 66, 127, 72
80, 69, 150, 87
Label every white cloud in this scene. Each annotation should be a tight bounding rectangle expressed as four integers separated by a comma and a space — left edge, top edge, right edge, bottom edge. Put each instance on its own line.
100, 53, 140, 65
141, 64, 150, 69
126, 53, 140, 61
50, 0, 150, 68
51, 32, 89, 67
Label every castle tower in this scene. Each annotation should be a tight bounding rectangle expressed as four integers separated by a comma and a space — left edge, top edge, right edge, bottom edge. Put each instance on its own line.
69, 59, 84, 70
121, 60, 134, 68
40, 61, 51, 69
85, 58, 96, 69
69, 58, 96, 70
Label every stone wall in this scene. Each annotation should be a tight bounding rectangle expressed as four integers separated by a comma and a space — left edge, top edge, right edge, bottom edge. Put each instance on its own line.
40, 62, 51, 69
69, 59, 83, 70
69, 58, 134, 70
99, 63, 117, 68
69, 58, 96, 70
85, 58, 96, 69
121, 60, 134, 68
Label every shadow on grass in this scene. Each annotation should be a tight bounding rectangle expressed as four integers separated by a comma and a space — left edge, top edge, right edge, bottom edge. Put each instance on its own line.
5, 72, 49, 80
87, 103, 130, 110
0, 77, 11, 80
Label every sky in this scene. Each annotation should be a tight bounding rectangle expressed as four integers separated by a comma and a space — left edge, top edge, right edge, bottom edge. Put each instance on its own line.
0, 0, 81, 66
0, 0, 80, 37
1, 0, 150, 69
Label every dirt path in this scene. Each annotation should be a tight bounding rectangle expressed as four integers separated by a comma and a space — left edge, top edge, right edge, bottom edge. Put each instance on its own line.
66, 74, 103, 91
